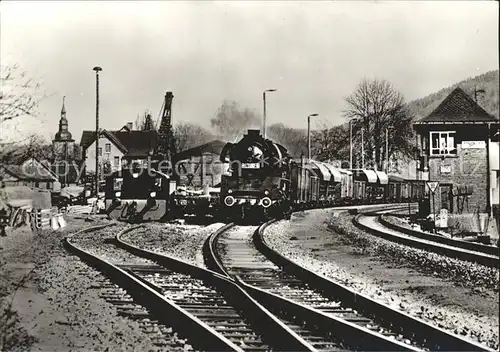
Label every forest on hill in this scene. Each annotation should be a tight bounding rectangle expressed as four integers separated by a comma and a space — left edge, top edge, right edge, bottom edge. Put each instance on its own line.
409, 70, 499, 119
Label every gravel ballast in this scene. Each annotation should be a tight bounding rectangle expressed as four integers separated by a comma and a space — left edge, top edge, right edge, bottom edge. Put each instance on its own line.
1, 216, 166, 351
120, 222, 226, 266
264, 208, 499, 350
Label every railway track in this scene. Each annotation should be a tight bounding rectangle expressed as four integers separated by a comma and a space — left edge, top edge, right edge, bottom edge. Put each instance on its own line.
354, 209, 499, 267
66, 224, 315, 351
205, 221, 494, 351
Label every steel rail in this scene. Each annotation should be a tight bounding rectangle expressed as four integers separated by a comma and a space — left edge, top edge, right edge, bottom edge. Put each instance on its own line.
205, 222, 423, 351
254, 219, 496, 352
354, 213, 499, 267
378, 211, 499, 257
65, 225, 243, 351
116, 224, 315, 351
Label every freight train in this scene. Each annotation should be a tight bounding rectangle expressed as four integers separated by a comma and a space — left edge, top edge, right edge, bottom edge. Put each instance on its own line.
104, 129, 426, 222
218, 130, 426, 221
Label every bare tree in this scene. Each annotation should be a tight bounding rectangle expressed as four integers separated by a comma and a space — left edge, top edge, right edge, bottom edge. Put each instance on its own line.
134, 110, 156, 131
0, 64, 44, 124
267, 123, 307, 158
311, 122, 350, 166
343, 79, 415, 170
210, 100, 260, 141
173, 122, 214, 152
0, 134, 52, 164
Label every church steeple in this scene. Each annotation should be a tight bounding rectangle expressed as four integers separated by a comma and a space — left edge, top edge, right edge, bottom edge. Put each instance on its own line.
54, 95, 73, 141
61, 96, 66, 116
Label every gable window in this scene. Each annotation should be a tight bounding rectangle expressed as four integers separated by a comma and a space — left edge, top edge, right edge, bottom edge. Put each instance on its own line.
105, 143, 111, 153
114, 156, 120, 168
430, 131, 457, 156
98, 147, 103, 156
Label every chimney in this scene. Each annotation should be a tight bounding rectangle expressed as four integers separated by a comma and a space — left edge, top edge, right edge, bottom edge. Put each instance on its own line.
474, 87, 486, 109
127, 122, 133, 131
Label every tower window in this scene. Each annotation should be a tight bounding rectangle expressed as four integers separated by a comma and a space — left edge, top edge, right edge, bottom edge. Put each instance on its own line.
105, 143, 111, 153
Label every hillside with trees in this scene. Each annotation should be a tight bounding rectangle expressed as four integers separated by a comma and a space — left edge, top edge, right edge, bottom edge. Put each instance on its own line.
409, 70, 499, 119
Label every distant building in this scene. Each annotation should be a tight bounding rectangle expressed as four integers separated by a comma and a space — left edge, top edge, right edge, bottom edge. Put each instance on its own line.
0, 157, 58, 190
53, 96, 75, 162
174, 140, 228, 189
414, 87, 499, 216
52, 97, 81, 186
80, 123, 158, 179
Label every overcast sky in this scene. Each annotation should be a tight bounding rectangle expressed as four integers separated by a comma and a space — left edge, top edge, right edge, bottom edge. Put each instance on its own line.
1, 1, 498, 144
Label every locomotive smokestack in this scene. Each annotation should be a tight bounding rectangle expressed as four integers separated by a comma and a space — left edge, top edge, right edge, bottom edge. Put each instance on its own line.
247, 129, 261, 137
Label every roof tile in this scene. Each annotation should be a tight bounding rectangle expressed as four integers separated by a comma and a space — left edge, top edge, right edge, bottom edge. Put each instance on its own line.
417, 87, 498, 123
80, 130, 158, 157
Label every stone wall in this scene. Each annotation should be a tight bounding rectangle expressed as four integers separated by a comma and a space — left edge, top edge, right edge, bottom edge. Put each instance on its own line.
429, 145, 488, 213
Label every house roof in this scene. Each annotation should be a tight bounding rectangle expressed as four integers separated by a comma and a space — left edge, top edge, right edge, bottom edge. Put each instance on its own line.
80, 129, 158, 157
175, 140, 228, 161
21, 157, 59, 180
415, 87, 499, 124
2, 164, 57, 181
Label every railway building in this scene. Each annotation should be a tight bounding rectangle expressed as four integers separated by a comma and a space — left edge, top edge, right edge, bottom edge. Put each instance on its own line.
414, 87, 499, 226
174, 140, 228, 190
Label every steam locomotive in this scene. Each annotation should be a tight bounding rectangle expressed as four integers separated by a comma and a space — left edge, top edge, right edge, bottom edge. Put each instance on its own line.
219, 129, 293, 221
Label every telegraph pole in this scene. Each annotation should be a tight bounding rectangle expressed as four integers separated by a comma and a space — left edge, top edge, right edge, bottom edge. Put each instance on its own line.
386, 128, 389, 173
349, 120, 353, 169
361, 127, 364, 169
93, 66, 102, 197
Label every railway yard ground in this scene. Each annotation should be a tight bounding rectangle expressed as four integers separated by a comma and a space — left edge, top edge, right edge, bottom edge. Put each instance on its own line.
265, 208, 499, 350
1, 207, 499, 351
0, 216, 219, 351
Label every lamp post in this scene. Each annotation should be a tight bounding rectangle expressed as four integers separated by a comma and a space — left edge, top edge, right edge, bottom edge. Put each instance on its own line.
307, 113, 318, 160
262, 89, 276, 139
93, 66, 102, 197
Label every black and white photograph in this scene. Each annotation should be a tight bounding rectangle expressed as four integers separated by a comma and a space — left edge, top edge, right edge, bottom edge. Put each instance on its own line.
1, 1, 498, 351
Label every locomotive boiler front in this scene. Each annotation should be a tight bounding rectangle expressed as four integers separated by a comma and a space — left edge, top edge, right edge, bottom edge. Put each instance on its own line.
222, 129, 288, 170
220, 129, 292, 220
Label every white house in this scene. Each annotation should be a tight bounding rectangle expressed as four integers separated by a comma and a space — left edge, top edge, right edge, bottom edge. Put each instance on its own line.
80, 123, 158, 178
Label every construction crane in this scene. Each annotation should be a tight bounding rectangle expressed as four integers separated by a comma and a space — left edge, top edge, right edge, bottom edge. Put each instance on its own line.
157, 91, 176, 161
